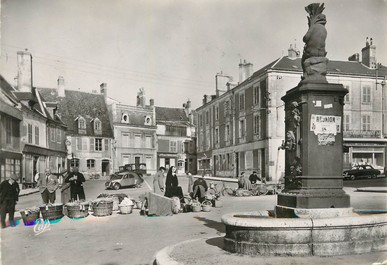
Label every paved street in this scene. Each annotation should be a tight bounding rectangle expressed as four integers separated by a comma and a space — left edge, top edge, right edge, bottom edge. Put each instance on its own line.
1, 175, 386, 265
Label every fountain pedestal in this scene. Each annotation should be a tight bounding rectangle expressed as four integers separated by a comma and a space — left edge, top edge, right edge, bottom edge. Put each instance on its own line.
276, 82, 350, 217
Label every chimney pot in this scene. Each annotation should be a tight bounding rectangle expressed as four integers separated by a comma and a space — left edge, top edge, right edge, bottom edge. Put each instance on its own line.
57, 76, 65, 97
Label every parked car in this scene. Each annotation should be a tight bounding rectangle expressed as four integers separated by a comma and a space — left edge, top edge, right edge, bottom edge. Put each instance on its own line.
117, 163, 147, 177
105, 171, 144, 190
343, 165, 381, 180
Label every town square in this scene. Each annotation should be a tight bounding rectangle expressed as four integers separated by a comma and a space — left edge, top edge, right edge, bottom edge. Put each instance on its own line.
0, 0, 386, 264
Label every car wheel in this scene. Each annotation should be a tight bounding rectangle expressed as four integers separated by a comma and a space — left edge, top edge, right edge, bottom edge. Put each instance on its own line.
350, 175, 355, 180
113, 183, 121, 190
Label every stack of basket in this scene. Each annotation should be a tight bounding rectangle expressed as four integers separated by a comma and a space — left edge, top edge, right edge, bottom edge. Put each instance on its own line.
91, 198, 114, 217
65, 201, 90, 219
39, 203, 64, 220
20, 207, 40, 226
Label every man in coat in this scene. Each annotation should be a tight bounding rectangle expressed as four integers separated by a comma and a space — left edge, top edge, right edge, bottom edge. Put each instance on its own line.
65, 167, 86, 201
37, 169, 59, 204
0, 174, 20, 228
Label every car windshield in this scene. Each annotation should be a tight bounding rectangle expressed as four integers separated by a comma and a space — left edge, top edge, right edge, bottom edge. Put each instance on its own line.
110, 174, 122, 180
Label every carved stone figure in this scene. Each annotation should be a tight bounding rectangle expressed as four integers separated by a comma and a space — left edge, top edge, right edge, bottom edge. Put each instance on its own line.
301, 3, 328, 83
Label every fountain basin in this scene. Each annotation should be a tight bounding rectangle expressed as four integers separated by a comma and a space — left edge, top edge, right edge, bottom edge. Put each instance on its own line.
222, 210, 387, 256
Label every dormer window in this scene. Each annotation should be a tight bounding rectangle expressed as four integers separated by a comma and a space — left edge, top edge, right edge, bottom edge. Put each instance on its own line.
76, 116, 86, 135
121, 113, 129, 124
144, 115, 152, 125
93, 118, 102, 135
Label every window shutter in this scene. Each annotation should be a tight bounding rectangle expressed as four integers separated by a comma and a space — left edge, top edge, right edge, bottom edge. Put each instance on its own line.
90, 138, 94, 151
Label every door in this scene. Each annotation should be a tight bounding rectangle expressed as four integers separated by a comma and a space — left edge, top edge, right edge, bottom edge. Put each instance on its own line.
102, 160, 110, 176
235, 152, 239, 178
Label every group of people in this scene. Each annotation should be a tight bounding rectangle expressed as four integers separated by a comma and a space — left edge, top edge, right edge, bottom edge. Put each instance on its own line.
153, 166, 184, 199
238, 171, 265, 191
0, 167, 87, 229
153, 167, 209, 203
34, 167, 86, 204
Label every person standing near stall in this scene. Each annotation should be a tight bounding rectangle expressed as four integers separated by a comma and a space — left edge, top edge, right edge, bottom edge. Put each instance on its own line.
65, 167, 86, 201
153, 167, 166, 195
0, 174, 20, 228
37, 169, 59, 204
164, 166, 183, 199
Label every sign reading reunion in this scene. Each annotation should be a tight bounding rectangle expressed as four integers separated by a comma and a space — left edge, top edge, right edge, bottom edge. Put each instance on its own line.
310, 114, 341, 135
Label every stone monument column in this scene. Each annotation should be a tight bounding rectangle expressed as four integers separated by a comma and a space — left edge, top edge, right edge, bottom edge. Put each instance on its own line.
276, 3, 350, 217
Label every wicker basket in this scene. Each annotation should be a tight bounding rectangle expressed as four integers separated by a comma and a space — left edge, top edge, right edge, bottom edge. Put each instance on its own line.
39, 204, 64, 220
92, 200, 113, 217
134, 201, 142, 209
201, 200, 212, 212
20, 209, 40, 226
119, 205, 133, 214
192, 203, 202, 212
66, 203, 90, 219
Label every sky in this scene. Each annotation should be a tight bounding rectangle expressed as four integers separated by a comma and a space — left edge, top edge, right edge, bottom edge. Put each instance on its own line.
1, 0, 386, 109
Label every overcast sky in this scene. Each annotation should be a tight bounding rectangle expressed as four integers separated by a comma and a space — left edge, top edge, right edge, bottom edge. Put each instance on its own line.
1, 0, 386, 109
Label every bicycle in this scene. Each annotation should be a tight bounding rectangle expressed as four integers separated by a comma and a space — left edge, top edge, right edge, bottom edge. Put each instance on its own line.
207, 181, 237, 197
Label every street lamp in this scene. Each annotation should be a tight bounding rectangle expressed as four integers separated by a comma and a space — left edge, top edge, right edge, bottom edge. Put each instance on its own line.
215, 72, 233, 97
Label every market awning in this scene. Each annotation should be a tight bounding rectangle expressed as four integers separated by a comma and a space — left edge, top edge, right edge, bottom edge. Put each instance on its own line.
23, 144, 67, 157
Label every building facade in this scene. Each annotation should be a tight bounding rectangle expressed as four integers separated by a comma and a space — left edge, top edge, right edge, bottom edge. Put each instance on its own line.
40, 81, 114, 179
12, 51, 67, 185
0, 76, 23, 182
155, 100, 196, 175
196, 40, 386, 181
108, 88, 157, 175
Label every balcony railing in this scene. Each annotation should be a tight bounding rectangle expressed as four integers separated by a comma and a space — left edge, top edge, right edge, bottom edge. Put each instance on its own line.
343, 130, 381, 138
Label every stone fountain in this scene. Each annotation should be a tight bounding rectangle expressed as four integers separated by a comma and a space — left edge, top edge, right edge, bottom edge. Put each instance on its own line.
222, 3, 387, 256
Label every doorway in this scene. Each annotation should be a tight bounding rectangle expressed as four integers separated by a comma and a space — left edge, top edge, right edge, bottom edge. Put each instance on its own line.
102, 160, 110, 176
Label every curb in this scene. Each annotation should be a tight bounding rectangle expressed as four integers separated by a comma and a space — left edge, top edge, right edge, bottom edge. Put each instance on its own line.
356, 187, 387, 193
154, 237, 210, 265
19, 190, 39, 197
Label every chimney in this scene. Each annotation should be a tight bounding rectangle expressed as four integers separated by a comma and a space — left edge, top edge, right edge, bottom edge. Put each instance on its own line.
17, 50, 33, 92
136, 88, 145, 107
348, 53, 359, 62
287, 44, 300, 59
100, 83, 107, 103
361, 37, 377, 69
149, 98, 154, 106
57, 76, 65, 97
239, 59, 254, 83
202, 95, 208, 105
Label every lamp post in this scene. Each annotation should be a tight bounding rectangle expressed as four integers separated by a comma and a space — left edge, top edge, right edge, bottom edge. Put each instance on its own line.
376, 63, 386, 137
376, 63, 386, 172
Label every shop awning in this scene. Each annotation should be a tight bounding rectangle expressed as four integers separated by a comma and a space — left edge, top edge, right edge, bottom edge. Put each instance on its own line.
0, 150, 23, 160
23, 144, 67, 157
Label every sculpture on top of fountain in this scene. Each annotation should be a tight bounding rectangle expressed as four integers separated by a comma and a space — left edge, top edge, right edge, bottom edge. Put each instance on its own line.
301, 3, 328, 83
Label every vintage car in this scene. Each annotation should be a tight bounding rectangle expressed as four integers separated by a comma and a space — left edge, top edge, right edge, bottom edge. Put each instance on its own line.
343, 165, 381, 180
117, 163, 147, 177
105, 171, 144, 190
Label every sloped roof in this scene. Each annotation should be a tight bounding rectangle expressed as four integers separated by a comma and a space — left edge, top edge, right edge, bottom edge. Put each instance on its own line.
39, 88, 113, 138
155, 106, 189, 122
270, 56, 384, 77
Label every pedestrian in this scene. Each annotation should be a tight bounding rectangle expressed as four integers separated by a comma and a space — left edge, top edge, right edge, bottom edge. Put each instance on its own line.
192, 174, 208, 203
153, 167, 166, 195
164, 166, 183, 199
238, 172, 246, 189
187, 172, 194, 194
0, 174, 20, 228
249, 171, 261, 184
65, 167, 86, 201
37, 169, 59, 204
